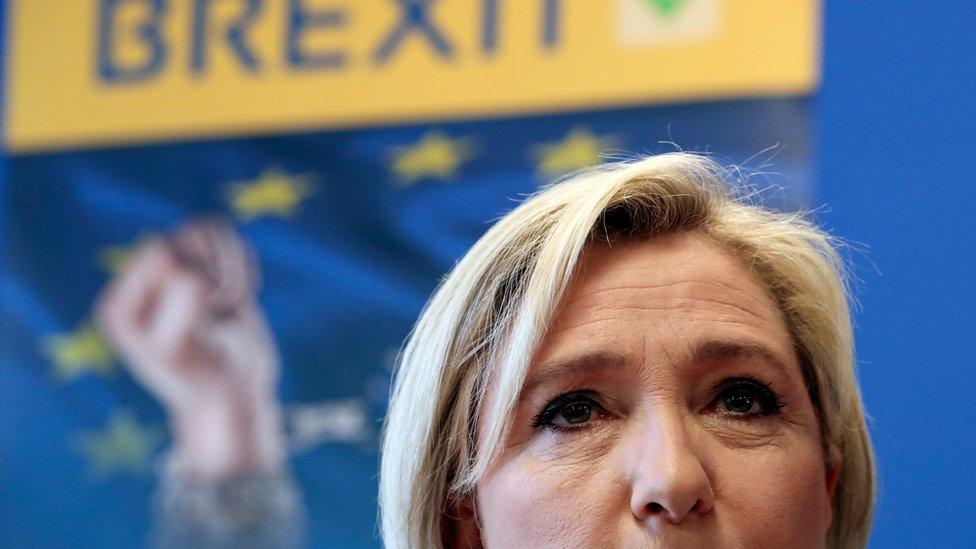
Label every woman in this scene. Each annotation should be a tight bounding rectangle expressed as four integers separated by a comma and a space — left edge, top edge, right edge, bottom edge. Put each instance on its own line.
380, 153, 874, 547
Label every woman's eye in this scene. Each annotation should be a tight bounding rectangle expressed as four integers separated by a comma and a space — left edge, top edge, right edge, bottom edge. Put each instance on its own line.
556, 401, 593, 426
714, 380, 783, 418
532, 392, 605, 431
720, 387, 761, 414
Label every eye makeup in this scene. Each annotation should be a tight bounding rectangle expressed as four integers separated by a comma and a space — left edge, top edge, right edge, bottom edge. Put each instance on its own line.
531, 390, 609, 433
531, 375, 788, 434
706, 376, 787, 420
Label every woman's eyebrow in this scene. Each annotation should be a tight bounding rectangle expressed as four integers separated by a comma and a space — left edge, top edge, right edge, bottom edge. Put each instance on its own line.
691, 338, 791, 374
521, 340, 789, 396
521, 350, 629, 397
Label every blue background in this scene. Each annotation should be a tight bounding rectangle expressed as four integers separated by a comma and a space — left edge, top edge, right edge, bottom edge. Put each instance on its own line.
817, 3, 976, 546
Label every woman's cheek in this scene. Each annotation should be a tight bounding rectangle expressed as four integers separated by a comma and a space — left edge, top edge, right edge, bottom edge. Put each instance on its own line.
479, 432, 619, 547
530, 424, 621, 464
714, 439, 829, 547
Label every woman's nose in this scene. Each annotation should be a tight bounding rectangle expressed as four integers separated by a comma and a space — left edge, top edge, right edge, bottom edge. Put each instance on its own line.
628, 415, 714, 524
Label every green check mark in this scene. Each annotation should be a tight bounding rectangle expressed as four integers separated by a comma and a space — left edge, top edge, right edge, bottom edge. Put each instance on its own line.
642, 0, 687, 18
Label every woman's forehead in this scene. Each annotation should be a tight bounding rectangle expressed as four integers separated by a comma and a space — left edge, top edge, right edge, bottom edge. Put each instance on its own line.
476, 231, 801, 436
531, 231, 796, 380
567, 232, 771, 304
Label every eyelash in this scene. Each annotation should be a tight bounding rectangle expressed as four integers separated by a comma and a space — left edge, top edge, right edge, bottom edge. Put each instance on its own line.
531, 377, 787, 433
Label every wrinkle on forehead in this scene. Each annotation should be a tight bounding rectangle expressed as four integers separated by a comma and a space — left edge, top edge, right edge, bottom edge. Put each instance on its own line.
534, 231, 796, 375
568, 234, 778, 316
558, 279, 769, 323
483, 231, 805, 450
559, 264, 769, 311
550, 296, 775, 335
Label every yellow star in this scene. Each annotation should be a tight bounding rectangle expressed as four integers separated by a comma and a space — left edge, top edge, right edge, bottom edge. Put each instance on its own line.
76, 411, 164, 478
227, 168, 315, 221
98, 234, 156, 275
389, 130, 476, 185
532, 127, 619, 177
43, 322, 114, 382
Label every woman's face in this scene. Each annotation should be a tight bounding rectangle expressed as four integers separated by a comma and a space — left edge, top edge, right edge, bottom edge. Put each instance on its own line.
458, 231, 839, 548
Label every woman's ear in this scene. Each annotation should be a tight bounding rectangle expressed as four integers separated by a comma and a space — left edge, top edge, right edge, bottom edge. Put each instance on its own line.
442, 495, 483, 549
824, 444, 843, 531
826, 445, 843, 499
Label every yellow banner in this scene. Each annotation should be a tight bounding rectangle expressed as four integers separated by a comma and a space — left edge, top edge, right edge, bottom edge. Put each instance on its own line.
4, 0, 819, 152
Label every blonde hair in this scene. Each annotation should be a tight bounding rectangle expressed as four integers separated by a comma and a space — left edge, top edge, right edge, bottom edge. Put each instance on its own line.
379, 153, 874, 548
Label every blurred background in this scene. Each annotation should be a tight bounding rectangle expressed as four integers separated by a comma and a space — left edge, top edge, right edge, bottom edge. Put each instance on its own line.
1, 1, 974, 547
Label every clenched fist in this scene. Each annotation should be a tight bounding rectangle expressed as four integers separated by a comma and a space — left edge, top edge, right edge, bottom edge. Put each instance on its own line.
97, 219, 287, 480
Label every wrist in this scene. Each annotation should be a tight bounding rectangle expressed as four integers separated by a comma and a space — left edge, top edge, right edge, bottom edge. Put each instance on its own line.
168, 394, 287, 480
